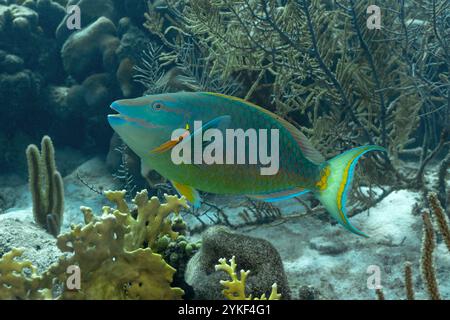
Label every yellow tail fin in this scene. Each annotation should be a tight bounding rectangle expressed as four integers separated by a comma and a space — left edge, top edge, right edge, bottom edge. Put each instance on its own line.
314, 145, 387, 237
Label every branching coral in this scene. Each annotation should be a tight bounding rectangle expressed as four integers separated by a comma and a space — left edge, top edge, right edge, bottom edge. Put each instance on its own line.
104, 189, 189, 251
215, 256, 281, 300
42, 204, 184, 300
26, 135, 64, 237
420, 210, 441, 300
427, 192, 450, 251
376, 194, 449, 300
0, 190, 190, 300
0, 249, 51, 300
404, 262, 415, 300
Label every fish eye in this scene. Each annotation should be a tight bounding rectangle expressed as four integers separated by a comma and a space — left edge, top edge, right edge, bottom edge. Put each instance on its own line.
152, 102, 164, 111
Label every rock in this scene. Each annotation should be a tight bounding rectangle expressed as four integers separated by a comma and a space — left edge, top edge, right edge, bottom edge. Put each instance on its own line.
116, 24, 148, 61
114, 0, 148, 26
309, 236, 348, 255
12, 16, 30, 32
42, 86, 70, 117
0, 54, 24, 74
66, 84, 85, 109
61, 17, 120, 81
185, 226, 291, 300
116, 57, 140, 97
0, 70, 41, 114
0, 218, 63, 273
117, 16, 131, 37
115, 25, 147, 97
35, 0, 66, 35
56, 0, 117, 44
81, 73, 118, 109
298, 285, 321, 300
8, 4, 38, 28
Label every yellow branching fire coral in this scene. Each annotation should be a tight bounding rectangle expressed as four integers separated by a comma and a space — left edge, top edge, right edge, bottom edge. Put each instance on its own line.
0, 190, 189, 300
104, 189, 189, 251
40, 190, 188, 300
0, 249, 51, 300
215, 256, 281, 300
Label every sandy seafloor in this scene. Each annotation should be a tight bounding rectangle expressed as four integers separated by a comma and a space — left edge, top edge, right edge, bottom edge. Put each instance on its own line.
0, 153, 448, 300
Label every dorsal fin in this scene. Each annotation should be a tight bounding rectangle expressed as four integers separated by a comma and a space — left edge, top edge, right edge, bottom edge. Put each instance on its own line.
203, 93, 326, 164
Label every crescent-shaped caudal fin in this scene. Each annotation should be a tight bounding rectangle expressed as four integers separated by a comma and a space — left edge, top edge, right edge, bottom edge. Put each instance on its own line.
314, 145, 387, 237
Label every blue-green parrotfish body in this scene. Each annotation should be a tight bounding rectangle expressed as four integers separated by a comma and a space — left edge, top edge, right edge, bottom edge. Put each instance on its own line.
108, 92, 386, 237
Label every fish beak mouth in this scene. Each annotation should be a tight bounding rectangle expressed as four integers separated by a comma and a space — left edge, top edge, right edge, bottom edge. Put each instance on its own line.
108, 102, 129, 126
108, 101, 161, 129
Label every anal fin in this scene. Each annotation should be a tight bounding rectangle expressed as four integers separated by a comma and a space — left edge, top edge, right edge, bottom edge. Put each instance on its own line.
247, 187, 309, 203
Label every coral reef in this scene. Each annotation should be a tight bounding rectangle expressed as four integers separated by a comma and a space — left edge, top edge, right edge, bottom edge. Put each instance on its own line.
61, 17, 120, 81
215, 256, 281, 300
1, 0, 150, 173
1, 0, 449, 302
0, 189, 190, 300
155, 233, 201, 299
43, 203, 184, 300
55, 0, 117, 44
26, 136, 64, 237
104, 189, 188, 251
185, 226, 291, 300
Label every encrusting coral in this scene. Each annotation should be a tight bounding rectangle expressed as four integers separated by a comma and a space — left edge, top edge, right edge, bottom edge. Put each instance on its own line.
26, 135, 64, 237
215, 256, 281, 300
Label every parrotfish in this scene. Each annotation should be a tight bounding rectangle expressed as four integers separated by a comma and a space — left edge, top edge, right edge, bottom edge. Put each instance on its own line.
108, 92, 386, 237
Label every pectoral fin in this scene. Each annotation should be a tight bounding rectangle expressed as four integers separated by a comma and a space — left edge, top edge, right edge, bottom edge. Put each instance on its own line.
171, 180, 201, 208
150, 139, 182, 154
150, 116, 231, 155
180, 115, 231, 147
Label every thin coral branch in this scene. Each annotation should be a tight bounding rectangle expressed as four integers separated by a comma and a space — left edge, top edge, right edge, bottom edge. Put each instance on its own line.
404, 261, 415, 300
420, 210, 441, 300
